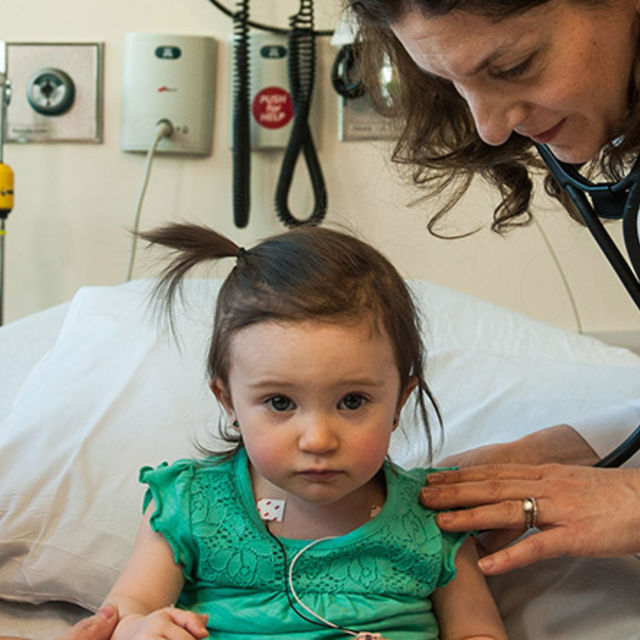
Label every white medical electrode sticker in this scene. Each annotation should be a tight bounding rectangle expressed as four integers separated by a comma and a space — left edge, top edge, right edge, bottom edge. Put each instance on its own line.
257, 498, 286, 522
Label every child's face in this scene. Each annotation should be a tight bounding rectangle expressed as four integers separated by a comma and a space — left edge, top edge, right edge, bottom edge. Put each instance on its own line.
212, 318, 414, 508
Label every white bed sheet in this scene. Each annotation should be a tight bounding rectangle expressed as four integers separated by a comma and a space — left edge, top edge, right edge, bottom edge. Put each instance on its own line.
1, 279, 640, 639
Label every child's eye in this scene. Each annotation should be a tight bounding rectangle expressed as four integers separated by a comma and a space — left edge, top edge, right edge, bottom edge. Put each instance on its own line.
267, 395, 294, 412
339, 394, 367, 411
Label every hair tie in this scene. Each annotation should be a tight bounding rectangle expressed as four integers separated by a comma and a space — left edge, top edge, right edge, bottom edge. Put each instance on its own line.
236, 247, 246, 261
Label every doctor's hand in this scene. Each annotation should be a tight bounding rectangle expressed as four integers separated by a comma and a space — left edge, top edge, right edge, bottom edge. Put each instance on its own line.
421, 462, 640, 575
59, 604, 120, 640
425, 423, 603, 566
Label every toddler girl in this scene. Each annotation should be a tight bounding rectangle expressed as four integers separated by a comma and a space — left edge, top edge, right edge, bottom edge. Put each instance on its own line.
104, 223, 506, 640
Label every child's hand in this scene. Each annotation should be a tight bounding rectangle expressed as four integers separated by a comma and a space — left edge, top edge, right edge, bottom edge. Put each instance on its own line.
117, 607, 209, 639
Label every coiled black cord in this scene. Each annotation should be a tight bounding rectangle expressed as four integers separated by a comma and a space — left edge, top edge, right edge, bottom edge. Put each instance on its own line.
274, 1, 328, 227
232, 0, 251, 228
207, 0, 334, 36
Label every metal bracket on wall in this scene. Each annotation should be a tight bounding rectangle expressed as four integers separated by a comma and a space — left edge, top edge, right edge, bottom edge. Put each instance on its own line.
5, 42, 103, 143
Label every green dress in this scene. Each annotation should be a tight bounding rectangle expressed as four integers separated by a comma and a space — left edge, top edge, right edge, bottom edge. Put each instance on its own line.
140, 449, 468, 639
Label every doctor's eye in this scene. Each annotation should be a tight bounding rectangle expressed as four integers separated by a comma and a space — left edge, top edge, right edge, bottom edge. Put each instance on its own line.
492, 54, 535, 80
267, 395, 295, 412
339, 393, 367, 411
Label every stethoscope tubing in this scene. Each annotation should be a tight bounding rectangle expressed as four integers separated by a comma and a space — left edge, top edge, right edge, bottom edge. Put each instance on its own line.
564, 183, 640, 310
622, 170, 640, 281
536, 144, 640, 468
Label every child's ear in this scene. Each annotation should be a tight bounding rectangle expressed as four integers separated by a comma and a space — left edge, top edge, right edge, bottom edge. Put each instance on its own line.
210, 378, 234, 416
393, 376, 418, 428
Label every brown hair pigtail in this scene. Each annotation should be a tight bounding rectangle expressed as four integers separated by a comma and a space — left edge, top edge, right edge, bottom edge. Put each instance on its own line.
137, 223, 241, 327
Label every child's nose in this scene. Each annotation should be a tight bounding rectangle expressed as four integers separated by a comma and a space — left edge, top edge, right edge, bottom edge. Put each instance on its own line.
298, 417, 339, 454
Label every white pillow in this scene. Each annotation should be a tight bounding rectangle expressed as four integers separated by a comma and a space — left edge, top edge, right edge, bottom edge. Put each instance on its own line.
0, 280, 223, 609
1, 278, 640, 611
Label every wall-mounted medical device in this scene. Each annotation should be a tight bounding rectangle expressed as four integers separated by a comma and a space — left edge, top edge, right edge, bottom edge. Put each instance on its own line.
235, 32, 293, 149
120, 33, 216, 156
228, 1, 327, 229
26, 68, 75, 116
4, 42, 103, 143
330, 11, 395, 142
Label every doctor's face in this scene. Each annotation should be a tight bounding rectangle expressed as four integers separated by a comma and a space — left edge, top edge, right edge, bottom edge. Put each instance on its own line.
391, 0, 640, 163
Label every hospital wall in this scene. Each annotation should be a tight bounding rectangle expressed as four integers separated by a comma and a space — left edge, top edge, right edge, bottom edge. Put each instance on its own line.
3, 0, 639, 346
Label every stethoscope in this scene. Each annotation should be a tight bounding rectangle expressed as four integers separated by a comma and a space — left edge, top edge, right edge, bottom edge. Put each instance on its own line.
535, 143, 640, 468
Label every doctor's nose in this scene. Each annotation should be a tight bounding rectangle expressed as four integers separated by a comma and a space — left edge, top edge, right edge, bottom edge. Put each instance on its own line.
462, 87, 528, 147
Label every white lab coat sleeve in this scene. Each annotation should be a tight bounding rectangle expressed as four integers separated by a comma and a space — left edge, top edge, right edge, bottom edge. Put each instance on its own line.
569, 398, 640, 468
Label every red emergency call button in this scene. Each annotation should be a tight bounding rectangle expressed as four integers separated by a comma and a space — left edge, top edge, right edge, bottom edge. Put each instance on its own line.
252, 86, 293, 129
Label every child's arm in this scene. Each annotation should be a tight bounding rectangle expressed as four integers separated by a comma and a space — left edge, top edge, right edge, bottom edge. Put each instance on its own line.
103, 504, 209, 640
431, 537, 508, 640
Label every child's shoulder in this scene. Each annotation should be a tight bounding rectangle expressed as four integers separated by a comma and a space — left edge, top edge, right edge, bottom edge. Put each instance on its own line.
386, 462, 459, 512
139, 453, 238, 485
389, 461, 455, 486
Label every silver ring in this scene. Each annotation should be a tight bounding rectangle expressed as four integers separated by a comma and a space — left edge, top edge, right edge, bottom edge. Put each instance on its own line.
522, 497, 538, 529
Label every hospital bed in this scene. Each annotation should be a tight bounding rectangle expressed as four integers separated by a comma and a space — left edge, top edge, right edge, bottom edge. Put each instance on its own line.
1, 278, 640, 639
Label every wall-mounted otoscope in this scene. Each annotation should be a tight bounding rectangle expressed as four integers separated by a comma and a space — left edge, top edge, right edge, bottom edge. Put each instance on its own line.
0, 42, 15, 327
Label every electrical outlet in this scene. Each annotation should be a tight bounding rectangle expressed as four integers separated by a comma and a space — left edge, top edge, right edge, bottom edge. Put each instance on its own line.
5, 42, 103, 143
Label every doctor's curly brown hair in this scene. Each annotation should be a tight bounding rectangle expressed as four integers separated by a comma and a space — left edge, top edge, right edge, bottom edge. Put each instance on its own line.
346, 0, 640, 235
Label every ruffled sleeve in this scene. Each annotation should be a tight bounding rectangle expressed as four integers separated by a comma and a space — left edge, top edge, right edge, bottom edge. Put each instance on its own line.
139, 460, 199, 581
436, 529, 470, 588
421, 465, 472, 588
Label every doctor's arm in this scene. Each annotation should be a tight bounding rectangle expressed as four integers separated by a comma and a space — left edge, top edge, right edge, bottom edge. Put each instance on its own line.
436, 424, 599, 469
439, 398, 640, 470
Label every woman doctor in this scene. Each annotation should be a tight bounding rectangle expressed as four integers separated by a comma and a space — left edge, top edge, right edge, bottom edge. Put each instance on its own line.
346, 0, 640, 575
